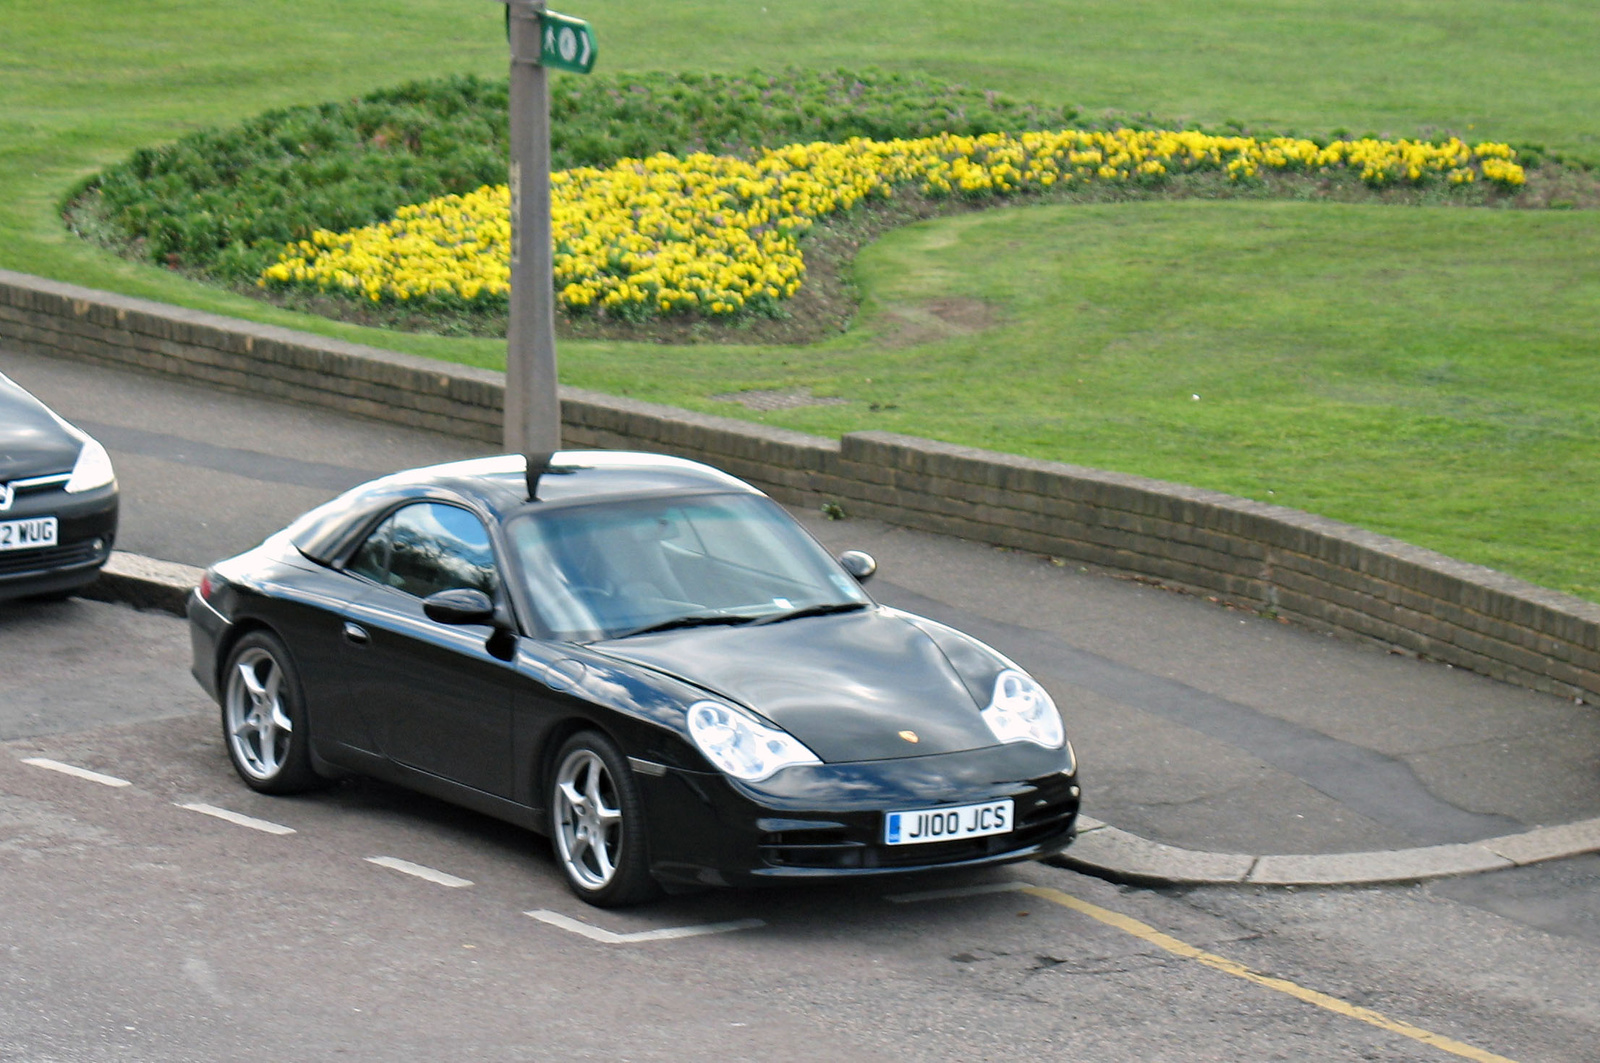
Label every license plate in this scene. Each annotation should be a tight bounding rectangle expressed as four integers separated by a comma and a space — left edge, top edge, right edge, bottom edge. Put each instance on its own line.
0, 516, 57, 551
884, 798, 1014, 846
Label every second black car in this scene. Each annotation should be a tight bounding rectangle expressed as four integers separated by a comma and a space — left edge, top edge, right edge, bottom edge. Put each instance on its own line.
0, 369, 118, 601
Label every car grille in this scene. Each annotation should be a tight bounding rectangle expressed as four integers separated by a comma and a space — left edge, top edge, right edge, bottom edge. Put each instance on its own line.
759, 795, 1078, 870
0, 540, 102, 577
3, 473, 70, 503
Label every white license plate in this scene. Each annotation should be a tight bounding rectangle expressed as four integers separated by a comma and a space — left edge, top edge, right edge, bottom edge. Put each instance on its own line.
884, 798, 1014, 846
0, 516, 57, 551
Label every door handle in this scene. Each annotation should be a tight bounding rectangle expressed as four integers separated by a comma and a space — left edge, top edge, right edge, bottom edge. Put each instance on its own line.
342, 622, 370, 646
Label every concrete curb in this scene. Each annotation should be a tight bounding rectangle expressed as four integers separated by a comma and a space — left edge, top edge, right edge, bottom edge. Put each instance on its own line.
85, 551, 1600, 889
81, 551, 205, 616
1051, 815, 1600, 889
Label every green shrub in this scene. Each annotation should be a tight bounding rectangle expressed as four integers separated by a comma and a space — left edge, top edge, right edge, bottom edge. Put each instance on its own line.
78, 68, 1079, 280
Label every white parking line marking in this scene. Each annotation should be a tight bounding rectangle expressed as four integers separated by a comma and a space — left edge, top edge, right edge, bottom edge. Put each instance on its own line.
22, 757, 131, 788
526, 909, 765, 944
177, 803, 296, 835
366, 856, 473, 888
884, 880, 1028, 904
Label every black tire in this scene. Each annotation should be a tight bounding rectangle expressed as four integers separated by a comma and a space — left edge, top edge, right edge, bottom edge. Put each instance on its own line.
220, 631, 325, 795
548, 730, 661, 908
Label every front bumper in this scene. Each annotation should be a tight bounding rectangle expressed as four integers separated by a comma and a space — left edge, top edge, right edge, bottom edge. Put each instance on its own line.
0, 482, 117, 601
635, 741, 1080, 889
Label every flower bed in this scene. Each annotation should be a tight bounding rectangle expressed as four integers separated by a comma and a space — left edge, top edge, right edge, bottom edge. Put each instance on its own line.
259, 129, 1525, 320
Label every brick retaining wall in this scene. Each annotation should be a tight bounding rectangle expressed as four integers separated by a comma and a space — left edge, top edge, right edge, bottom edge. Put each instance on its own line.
5, 267, 1597, 700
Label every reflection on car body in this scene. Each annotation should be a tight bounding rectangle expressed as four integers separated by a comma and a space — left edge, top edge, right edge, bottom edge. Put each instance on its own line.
188, 452, 1080, 906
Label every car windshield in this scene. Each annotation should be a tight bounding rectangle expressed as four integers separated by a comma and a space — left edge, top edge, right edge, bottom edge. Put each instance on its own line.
502, 492, 869, 641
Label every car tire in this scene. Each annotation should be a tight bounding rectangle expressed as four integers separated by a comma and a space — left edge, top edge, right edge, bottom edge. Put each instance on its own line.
549, 730, 661, 908
221, 631, 325, 795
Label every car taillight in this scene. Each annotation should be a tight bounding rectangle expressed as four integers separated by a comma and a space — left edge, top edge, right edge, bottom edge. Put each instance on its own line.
198, 572, 216, 601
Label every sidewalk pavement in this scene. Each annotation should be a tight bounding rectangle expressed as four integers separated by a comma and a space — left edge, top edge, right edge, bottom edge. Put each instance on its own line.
84, 549, 1600, 890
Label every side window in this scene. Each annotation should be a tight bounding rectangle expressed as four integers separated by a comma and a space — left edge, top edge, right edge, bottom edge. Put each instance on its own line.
346, 503, 498, 599
347, 516, 394, 584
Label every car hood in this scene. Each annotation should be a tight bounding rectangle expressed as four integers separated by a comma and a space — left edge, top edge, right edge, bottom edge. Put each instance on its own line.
0, 375, 80, 481
593, 607, 1000, 762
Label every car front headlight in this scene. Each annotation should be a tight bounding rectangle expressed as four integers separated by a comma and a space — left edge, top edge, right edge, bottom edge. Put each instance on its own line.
64, 434, 116, 493
687, 700, 821, 782
981, 669, 1065, 749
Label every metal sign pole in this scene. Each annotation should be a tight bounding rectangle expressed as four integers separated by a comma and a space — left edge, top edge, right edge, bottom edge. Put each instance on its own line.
505, 0, 561, 453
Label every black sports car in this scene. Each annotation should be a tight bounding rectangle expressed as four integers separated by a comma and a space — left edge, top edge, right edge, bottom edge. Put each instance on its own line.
0, 370, 118, 601
188, 452, 1080, 906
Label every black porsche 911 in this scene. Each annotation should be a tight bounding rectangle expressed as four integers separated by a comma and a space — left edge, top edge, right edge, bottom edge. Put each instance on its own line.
188, 452, 1080, 906
0, 370, 118, 601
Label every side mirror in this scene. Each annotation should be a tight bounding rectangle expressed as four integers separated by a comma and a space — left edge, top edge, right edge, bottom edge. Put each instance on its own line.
838, 550, 877, 583
425, 587, 518, 661
423, 587, 496, 626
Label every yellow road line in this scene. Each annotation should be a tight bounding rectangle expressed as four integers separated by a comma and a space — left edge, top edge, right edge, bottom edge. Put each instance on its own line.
1019, 884, 1518, 1063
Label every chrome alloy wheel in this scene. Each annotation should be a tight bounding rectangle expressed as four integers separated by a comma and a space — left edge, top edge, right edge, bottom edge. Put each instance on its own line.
224, 646, 295, 781
553, 747, 624, 891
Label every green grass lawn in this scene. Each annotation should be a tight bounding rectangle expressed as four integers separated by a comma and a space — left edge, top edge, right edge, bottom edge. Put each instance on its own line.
5, 1, 1600, 598
645, 201, 1600, 599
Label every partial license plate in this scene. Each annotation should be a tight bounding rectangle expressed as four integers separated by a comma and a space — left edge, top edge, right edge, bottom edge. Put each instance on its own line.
0, 516, 57, 552
884, 798, 1014, 846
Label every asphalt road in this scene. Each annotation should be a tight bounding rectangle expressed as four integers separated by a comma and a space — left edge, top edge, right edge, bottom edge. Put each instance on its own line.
3, 597, 1598, 1062
4, 346, 1600, 1060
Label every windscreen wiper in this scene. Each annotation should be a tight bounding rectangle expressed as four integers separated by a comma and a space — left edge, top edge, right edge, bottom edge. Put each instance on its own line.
750, 601, 869, 626
610, 613, 761, 639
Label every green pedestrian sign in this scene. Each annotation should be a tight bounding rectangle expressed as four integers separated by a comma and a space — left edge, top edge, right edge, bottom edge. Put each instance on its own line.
540, 10, 596, 74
